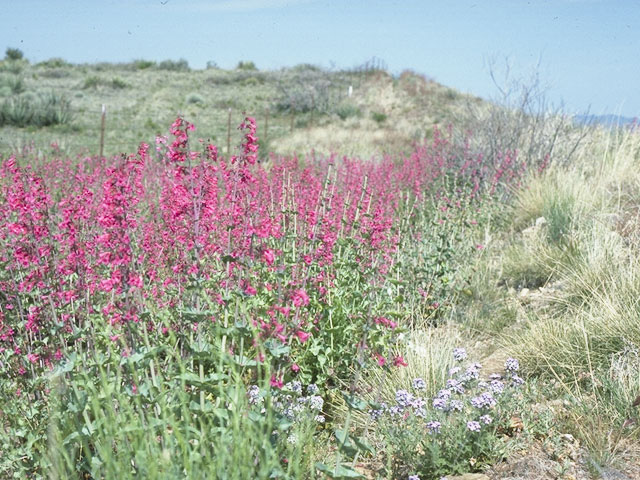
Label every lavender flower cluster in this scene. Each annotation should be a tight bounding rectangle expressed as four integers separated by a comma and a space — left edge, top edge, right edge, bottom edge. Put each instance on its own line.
371, 348, 525, 436
248, 381, 326, 426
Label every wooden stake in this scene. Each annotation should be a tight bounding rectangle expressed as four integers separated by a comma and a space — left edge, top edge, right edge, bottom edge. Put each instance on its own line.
99, 104, 106, 158
227, 108, 232, 157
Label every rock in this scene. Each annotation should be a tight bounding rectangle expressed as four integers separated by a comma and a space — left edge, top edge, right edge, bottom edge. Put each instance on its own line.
599, 467, 632, 480
535, 216, 548, 227
559, 433, 576, 443
522, 216, 548, 239
518, 288, 530, 298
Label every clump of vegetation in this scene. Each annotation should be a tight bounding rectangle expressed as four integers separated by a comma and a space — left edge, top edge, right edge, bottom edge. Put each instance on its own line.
236, 60, 257, 71
185, 92, 205, 104
371, 111, 387, 124
335, 101, 361, 120
0, 74, 26, 95
82, 75, 129, 89
0, 90, 72, 127
36, 57, 72, 69
375, 351, 531, 478
157, 58, 190, 71
5, 47, 24, 61
132, 58, 155, 70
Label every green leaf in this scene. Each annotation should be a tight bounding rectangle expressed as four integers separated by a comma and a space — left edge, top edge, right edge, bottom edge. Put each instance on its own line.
49, 352, 76, 377
315, 462, 364, 479
334, 429, 358, 457
341, 392, 368, 411
264, 339, 290, 358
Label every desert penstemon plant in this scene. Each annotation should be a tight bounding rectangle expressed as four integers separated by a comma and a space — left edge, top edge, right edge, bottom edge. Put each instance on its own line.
0, 118, 526, 477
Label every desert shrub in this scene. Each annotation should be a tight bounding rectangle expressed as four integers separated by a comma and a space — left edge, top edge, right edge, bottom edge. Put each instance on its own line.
36, 57, 71, 68
371, 111, 387, 124
274, 70, 334, 114
110, 76, 128, 89
5, 47, 24, 61
132, 58, 155, 70
236, 60, 257, 71
457, 59, 591, 174
0, 59, 26, 74
81, 75, 128, 90
0, 91, 72, 127
82, 75, 101, 89
185, 92, 205, 104
158, 58, 190, 71
38, 68, 71, 78
0, 74, 26, 94
335, 102, 361, 120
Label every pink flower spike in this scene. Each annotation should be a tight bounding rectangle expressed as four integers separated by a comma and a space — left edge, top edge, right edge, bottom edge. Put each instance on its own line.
292, 288, 309, 307
393, 356, 409, 367
262, 248, 275, 266
270, 375, 283, 389
291, 363, 300, 372
296, 330, 311, 343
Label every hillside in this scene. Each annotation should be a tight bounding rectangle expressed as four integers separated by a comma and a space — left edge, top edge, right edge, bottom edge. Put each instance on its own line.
0, 58, 482, 159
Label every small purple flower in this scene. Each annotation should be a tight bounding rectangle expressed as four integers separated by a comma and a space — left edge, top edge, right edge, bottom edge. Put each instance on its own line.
453, 347, 467, 362
480, 414, 493, 424
470, 392, 496, 409
511, 374, 525, 387
505, 357, 519, 373
426, 420, 441, 434
412, 377, 427, 390
448, 366, 461, 377
389, 405, 403, 417
436, 388, 452, 399
489, 373, 502, 380
286, 381, 302, 394
449, 399, 464, 412
463, 362, 482, 381
446, 378, 465, 394
489, 380, 505, 394
414, 407, 427, 418
478, 381, 489, 389
432, 397, 447, 410
396, 389, 414, 408
408, 475, 421, 480
247, 385, 262, 405
309, 395, 324, 411
307, 383, 319, 395
411, 396, 426, 409
467, 420, 481, 432
369, 408, 384, 420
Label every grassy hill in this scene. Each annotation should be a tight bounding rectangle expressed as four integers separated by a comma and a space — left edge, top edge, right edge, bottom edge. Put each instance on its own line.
0, 57, 482, 159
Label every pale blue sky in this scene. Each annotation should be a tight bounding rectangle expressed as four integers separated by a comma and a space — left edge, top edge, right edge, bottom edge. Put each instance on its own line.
2, 0, 639, 116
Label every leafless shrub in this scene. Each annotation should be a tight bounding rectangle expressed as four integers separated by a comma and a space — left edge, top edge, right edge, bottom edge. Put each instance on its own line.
457, 57, 593, 171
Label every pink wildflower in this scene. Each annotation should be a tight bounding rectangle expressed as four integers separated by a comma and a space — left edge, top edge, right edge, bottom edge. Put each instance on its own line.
292, 288, 309, 307
296, 330, 311, 343
393, 356, 408, 367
